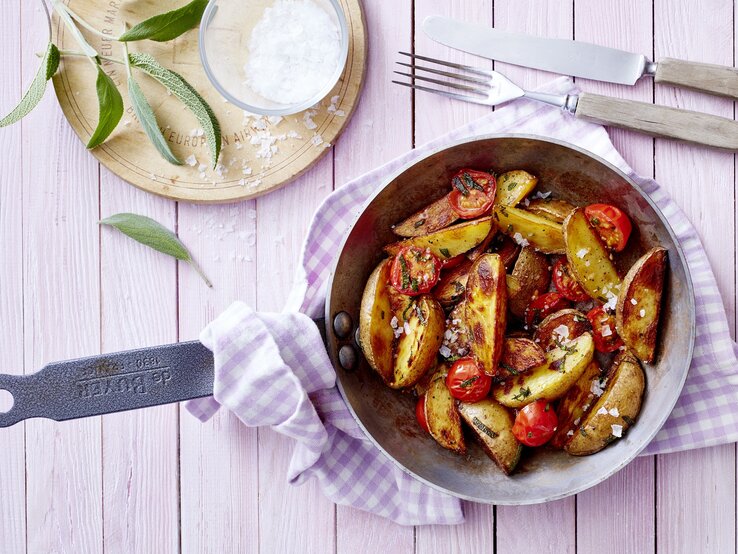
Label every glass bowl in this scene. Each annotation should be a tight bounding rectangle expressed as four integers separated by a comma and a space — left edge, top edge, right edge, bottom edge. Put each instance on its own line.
199, 0, 349, 116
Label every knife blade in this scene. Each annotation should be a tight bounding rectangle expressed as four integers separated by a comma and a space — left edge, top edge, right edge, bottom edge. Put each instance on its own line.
422, 15, 738, 100
423, 15, 651, 85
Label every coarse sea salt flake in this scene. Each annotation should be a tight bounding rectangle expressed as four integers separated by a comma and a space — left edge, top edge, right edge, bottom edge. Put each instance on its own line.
439, 345, 452, 358
639, 309, 646, 317
611, 424, 623, 438
597, 407, 608, 415
631, 298, 638, 305
609, 408, 619, 417
601, 324, 613, 337
512, 232, 529, 247
576, 247, 589, 259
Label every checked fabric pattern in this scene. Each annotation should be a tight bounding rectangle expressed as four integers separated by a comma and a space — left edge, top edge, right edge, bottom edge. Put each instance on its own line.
187, 77, 738, 523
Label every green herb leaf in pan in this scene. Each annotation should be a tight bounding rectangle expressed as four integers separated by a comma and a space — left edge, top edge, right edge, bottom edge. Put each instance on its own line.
100, 213, 212, 287
0, 43, 60, 127
119, 0, 209, 42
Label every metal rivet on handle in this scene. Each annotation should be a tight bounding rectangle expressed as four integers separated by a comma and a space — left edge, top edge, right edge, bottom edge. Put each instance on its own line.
333, 311, 353, 339
338, 345, 358, 371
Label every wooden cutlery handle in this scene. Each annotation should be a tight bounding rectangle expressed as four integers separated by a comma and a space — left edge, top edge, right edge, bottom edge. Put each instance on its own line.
655, 58, 738, 100
575, 92, 738, 151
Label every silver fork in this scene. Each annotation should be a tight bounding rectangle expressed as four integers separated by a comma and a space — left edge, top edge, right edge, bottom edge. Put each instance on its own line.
393, 52, 738, 151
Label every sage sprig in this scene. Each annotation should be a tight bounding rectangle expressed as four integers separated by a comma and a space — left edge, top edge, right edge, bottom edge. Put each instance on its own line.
101, 213, 212, 288
129, 52, 221, 168
119, 0, 209, 42
2, 1, 220, 167
124, 44, 182, 164
0, 43, 59, 127
87, 63, 124, 148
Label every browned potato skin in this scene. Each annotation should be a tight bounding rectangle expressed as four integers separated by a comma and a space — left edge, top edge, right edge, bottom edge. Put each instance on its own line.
565, 350, 645, 456
391, 296, 445, 389
465, 254, 507, 376
526, 198, 577, 224
509, 246, 551, 319
533, 309, 592, 351
499, 338, 546, 377
616, 247, 667, 363
385, 217, 494, 259
458, 399, 522, 474
549, 360, 602, 449
563, 208, 622, 302
425, 369, 466, 454
359, 260, 396, 384
433, 258, 473, 308
392, 194, 458, 237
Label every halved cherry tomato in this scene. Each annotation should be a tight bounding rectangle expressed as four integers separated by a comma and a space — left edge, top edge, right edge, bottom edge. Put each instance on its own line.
586, 305, 624, 353
512, 399, 558, 447
552, 258, 589, 302
390, 245, 441, 296
449, 169, 497, 219
416, 396, 430, 433
524, 292, 572, 328
441, 253, 467, 269
445, 358, 492, 403
584, 204, 632, 252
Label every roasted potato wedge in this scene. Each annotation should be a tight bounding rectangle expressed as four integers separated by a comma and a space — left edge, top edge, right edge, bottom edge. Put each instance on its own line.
499, 338, 546, 377
393, 296, 445, 389
493, 332, 595, 408
425, 368, 466, 454
526, 198, 576, 223
533, 309, 592, 351
433, 258, 473, 307
495, 170, 539, 207
565, 350, 645, 456
549, 360, 603, 448
385, 217, 494, 260
563, 208, 622, 302
494, 205, 565, 254
465, 254, 507, 376
509, 246, 551, 319
458, 399, 522, 474
392, 194, 458, 237
359, 259, 396, 384
616, 247, 667, 363
490, 234, 521, 269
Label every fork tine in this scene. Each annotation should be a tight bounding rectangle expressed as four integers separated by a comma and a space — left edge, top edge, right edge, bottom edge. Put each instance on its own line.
392, 80, 490, 106
393, 70, 488, 96
398, 51, 494, 78
396, 61, 491, 87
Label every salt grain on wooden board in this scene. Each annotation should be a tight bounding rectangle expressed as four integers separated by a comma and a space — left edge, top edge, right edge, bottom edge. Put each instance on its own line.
244, 0, 341, 105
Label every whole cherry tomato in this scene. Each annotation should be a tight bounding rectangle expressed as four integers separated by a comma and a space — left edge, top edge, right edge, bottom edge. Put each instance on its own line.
525, 292, 572, 328
416, 396, 430, 433
512, 399, 558, 447
586, 305, 624, 353
445, 358, 492, 403
448, 169, 497, 219
390, 245, 441, 296
584, 204, 632, 252
552, 259, 590, 302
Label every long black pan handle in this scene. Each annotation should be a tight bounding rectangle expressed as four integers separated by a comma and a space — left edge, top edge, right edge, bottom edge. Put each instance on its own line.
0, 341, 214, 428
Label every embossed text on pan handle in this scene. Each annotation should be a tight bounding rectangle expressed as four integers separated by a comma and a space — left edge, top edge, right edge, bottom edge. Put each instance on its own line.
0, 341, 214, 428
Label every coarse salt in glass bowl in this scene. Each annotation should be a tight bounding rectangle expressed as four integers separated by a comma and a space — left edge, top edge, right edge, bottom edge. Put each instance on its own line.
199, 0, 349, 116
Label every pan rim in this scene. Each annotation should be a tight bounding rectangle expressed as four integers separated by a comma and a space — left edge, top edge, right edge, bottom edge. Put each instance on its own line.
325, 132, 696, 505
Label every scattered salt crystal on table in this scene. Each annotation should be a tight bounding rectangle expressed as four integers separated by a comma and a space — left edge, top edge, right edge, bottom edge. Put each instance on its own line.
185, 154, 198, 166
244, 0, 341, 105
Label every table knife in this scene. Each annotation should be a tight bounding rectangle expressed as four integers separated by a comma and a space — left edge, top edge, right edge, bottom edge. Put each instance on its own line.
423, 15, 738, 101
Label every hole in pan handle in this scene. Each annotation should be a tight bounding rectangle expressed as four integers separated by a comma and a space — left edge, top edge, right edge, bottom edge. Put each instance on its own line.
0, 341, 214, 428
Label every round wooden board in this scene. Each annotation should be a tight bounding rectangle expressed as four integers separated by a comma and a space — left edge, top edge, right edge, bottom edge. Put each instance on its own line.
51, 0, 367, 203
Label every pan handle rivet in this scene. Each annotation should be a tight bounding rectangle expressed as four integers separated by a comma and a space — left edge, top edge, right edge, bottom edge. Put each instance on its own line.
338, 345, 357, 371
333, 312, 353, 339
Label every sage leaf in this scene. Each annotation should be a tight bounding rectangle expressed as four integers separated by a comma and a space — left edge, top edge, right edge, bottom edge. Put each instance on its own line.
52, 0, 98, 58
0, 43, 60, 127
87, 64, 124, 148
129, 52, 221, 167
127, 77, 182, 165
119, 0, 208, 42
100, 213, 212, 287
